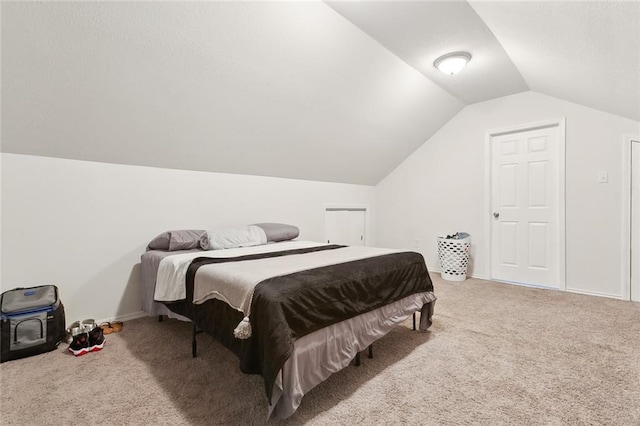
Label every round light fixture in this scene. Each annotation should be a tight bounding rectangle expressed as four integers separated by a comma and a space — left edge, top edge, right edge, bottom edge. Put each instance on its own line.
434, 52, 472, 75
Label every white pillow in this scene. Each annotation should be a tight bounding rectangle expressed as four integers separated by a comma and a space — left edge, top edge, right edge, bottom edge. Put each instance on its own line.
199, 226, 267, 250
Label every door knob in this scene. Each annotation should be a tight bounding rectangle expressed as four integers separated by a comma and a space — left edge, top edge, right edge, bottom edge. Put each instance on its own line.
493, 212, 500, 218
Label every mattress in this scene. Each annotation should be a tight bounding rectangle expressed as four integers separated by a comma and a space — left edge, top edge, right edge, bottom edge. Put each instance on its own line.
140, 248, 199, 321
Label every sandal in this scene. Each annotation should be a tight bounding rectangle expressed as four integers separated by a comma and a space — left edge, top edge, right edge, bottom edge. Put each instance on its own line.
67, 320, 83, 336
100, 322, 114, 334
68, 319, 97, 336
81, 319, 97, 331
100, 321, 123, 334
110, 321, 123, 333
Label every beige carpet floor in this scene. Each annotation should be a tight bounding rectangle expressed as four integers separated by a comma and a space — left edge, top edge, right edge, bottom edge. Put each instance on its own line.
2, 274, 640, 425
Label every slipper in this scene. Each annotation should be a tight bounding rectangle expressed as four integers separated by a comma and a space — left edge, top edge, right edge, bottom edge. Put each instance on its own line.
100, 322, 114, 335
110, 321, 123, 333
100, 321, 123, 334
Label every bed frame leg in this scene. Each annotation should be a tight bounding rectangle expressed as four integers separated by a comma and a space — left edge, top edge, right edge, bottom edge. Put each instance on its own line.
158, 315, 163, 323
192, 322, 198, 358
368, 344, 373, 359
413, 312, 416, 331
354, 352, 361, 367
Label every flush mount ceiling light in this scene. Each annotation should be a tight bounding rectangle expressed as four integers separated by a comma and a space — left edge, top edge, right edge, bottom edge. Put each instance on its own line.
434, 52, 472, 75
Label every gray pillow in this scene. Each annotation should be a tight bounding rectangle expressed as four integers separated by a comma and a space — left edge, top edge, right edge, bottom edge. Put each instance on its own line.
147, 230, 205, 251
251, 223, 299, 242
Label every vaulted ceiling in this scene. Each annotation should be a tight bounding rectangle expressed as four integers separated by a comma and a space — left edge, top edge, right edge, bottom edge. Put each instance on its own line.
2, 1, 638, 185
327, 1, 639, 121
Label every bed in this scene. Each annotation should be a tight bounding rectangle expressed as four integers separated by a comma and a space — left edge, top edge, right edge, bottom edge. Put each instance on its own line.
140, 238, 436, 419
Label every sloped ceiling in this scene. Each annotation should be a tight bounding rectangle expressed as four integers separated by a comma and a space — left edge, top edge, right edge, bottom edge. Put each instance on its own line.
328, 0, 640, 121
2, 1, 639, 186
468, 1, 639, 122
1, 1, 462, 185
325, 1, 529, 104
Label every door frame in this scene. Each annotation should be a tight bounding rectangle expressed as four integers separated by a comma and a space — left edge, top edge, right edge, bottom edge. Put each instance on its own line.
484, 118, 566, 290
622, 135, 640, 301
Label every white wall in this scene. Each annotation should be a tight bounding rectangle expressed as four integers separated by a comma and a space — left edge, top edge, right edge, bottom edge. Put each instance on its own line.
1, 154, 375, 323
376, 91, 640, 299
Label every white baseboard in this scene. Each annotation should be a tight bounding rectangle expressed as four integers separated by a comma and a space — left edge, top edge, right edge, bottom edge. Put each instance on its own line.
469, 273, 488, 280
428, 265, 487, 280
429, 265, 625, 300
495, 280, 559, 290
565, 287, 624, 300
96, 310, 148, 325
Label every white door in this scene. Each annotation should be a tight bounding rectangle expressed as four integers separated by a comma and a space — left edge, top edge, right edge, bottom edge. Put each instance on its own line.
632, 141, 640, 301
491, 125, 561, 288
324, 209, 366, 246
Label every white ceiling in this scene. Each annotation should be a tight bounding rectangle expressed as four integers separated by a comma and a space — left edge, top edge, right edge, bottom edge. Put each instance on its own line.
325, 1, 529, 104
328, 0, 640, 121
2, 1, 639, 186
469, 1, 640, 121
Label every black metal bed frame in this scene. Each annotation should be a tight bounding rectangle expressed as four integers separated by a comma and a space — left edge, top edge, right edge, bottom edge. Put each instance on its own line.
160, 311, 417, 366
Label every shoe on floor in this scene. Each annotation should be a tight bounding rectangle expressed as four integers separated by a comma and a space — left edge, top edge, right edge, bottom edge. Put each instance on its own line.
68, 332, 90, 356
100, 322, 113, 335
88, 325, 105, 352
100, 321, 123, 334
68, 319, 105, 355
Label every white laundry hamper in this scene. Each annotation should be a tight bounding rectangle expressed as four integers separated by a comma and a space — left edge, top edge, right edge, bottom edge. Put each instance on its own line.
437, 234, 471, 282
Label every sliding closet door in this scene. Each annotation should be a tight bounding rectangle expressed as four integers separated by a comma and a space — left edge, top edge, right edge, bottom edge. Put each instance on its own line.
324, 209, 366, 246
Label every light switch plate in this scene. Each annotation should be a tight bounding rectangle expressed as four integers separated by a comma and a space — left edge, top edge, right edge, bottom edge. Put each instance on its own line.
597, 171, 608, 183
